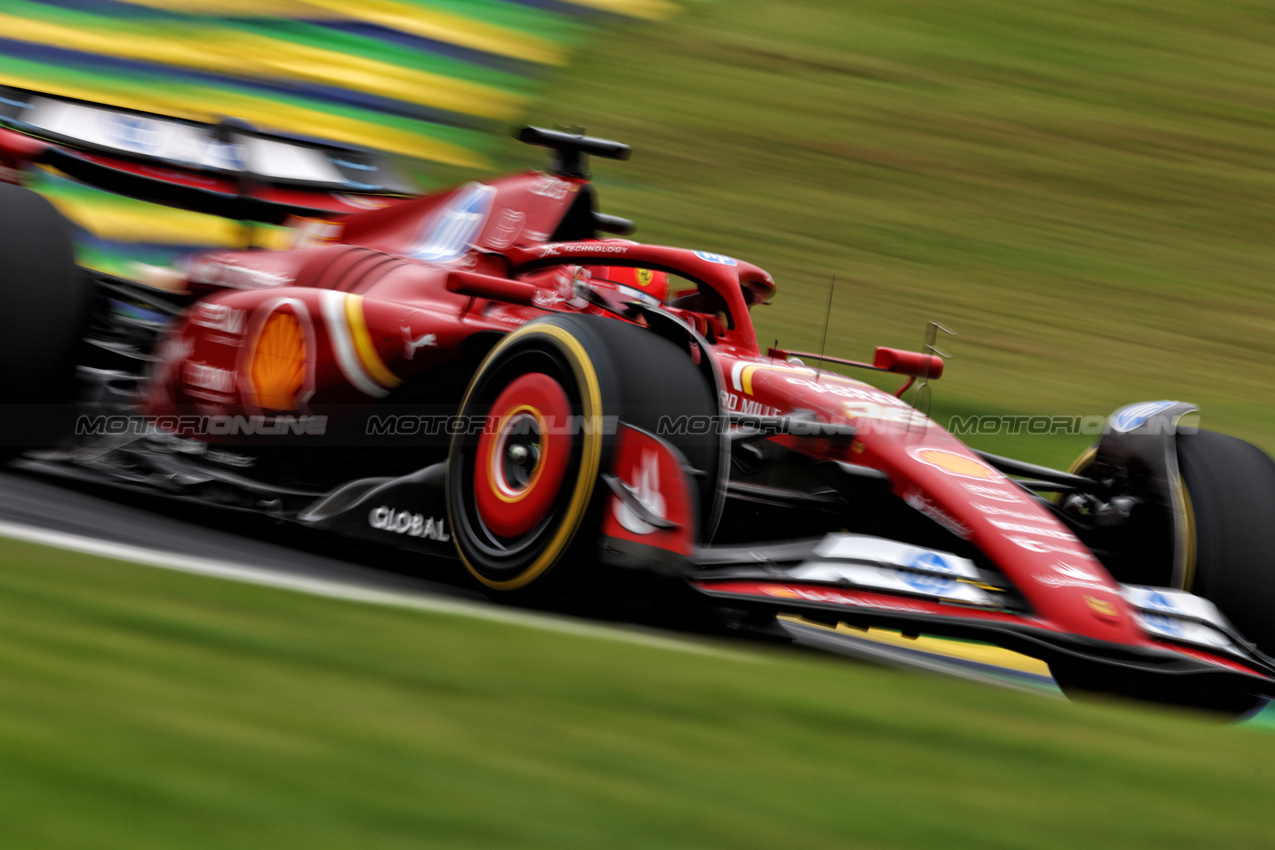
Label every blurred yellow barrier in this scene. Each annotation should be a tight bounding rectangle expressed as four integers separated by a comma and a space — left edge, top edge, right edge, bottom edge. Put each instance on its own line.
101, 0, 570, 64
0, 13, 525, 121
1, 0, 679, 268
118, 0, 677, 25
46, 190, 250, 248
302, 0, 570, 66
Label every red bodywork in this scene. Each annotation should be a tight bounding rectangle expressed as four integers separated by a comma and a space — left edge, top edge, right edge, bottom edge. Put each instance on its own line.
136, 167, 1163, 655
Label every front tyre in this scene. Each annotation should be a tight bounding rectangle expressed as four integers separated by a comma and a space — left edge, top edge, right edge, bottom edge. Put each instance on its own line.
1053, 428, 1275, 718
1048, 661, 1266, 719
1176, 429, 1275, 653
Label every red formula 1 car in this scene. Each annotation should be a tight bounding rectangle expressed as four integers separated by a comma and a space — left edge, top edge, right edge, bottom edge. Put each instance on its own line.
4, 90, 1275, 715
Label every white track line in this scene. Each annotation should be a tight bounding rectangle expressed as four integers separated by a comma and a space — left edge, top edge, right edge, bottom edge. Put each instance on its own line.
0, 519, 757, 662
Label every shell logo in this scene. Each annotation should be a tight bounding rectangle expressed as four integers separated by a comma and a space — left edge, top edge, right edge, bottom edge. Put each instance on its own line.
764, 586, 801, 599
1084, 596, 1117, 616
249, 310, 307, 411
1084, 595, 1121, 622
910, 448, 1000, 480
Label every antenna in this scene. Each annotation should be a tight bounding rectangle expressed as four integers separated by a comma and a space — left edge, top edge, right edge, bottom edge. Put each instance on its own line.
815, 275, 836, 383
907, 321, 956, 431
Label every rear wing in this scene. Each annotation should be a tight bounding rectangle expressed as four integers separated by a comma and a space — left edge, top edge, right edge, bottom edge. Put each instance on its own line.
0, 87, 418, 224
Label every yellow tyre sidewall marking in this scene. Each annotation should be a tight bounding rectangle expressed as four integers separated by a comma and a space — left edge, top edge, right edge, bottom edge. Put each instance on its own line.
1176, 476, 1197, 592
1053, 444, 1099, 506
1063, 443, 1197, 590
449, 323, 603, 590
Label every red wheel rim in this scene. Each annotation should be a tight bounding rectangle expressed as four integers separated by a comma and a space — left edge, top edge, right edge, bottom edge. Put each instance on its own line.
473, 372, 572, 539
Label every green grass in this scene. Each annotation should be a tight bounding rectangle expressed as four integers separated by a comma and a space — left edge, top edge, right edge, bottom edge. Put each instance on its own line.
504, 0, 1275, 459
2, 537, 1275, 849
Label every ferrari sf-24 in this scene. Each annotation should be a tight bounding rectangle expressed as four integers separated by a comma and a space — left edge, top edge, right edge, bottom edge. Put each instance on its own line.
2, 88, 1274, 715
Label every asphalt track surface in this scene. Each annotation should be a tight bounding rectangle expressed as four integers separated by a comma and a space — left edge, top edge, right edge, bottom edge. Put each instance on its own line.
0, 466, 481, 601
0, 465, 1060, 691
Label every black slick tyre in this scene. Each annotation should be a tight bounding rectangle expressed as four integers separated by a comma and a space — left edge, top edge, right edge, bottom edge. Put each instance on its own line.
446, 313, 721, 593
1053, 429, 1275, 718
1176, 429, 1275, 653
0, 182, 92, 456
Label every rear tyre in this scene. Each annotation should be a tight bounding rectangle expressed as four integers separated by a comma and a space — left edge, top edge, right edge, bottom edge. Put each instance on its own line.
446, 314, 721, 593
0, 183, 92, 456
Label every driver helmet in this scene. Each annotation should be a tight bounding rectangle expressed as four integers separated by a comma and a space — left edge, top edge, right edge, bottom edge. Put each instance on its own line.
587, 265, 670, 306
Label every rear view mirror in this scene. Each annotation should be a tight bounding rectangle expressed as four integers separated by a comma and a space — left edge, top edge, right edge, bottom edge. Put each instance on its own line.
872, 347, 944, 380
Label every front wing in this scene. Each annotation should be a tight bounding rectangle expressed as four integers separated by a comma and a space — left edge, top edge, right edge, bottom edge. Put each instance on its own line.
686, 533, 1275, 705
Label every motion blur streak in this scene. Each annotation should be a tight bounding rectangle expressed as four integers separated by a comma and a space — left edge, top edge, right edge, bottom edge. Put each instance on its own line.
0, 518, 752, 661
293, 0, 571, 65
0, 13, 529, 120
1, 0, 677, 274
